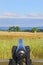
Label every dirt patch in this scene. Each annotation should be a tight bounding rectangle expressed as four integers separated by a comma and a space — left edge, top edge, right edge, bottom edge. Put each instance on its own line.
0, 62, 43, 65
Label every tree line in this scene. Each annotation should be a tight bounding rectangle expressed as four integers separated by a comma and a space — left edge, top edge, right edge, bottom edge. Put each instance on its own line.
8, 26, 43, 32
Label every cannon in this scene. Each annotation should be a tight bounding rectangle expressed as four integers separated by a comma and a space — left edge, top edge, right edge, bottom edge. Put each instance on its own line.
9, 39, 32, 65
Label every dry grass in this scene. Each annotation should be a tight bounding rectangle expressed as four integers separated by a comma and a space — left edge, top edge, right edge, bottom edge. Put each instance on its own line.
0, 32, 43, 38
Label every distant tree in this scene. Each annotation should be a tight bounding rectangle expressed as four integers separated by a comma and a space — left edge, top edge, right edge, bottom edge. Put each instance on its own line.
8, 26, 15, 31
8, 26, 20, 32
15, 26, 20, 31
32, 27, 38, 32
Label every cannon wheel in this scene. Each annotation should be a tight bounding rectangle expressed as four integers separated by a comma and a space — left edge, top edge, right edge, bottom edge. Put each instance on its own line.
8, 59, 16, 65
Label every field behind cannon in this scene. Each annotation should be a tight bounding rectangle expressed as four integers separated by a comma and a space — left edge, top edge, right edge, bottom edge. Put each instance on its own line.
0, 32, 43, 59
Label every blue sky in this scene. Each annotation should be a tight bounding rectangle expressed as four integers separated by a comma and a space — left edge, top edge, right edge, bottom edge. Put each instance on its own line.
0, 0, 43, 27
0, 0, 43, 14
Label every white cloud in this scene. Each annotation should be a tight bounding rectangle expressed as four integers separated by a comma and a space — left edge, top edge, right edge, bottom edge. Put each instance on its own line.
4, 12, 17, 16
26, 13, 43, 17
0, 12, 17, 18
0, 12, 43, 19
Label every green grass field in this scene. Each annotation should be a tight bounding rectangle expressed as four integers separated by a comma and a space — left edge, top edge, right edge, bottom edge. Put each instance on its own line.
0, 36, 43, 60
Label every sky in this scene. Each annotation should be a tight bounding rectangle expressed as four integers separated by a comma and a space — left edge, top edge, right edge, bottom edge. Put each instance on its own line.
0, 0, 43, 27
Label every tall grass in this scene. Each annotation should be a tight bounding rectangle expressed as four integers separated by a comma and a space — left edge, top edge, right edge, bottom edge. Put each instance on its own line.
0, 37, 43, 59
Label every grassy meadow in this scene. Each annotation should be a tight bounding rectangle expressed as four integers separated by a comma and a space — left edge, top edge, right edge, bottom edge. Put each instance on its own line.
0, 32, 43, 59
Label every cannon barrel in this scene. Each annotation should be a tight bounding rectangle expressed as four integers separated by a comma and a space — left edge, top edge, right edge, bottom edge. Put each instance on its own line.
16, 39, 26, 59
9, 39, 32, 65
